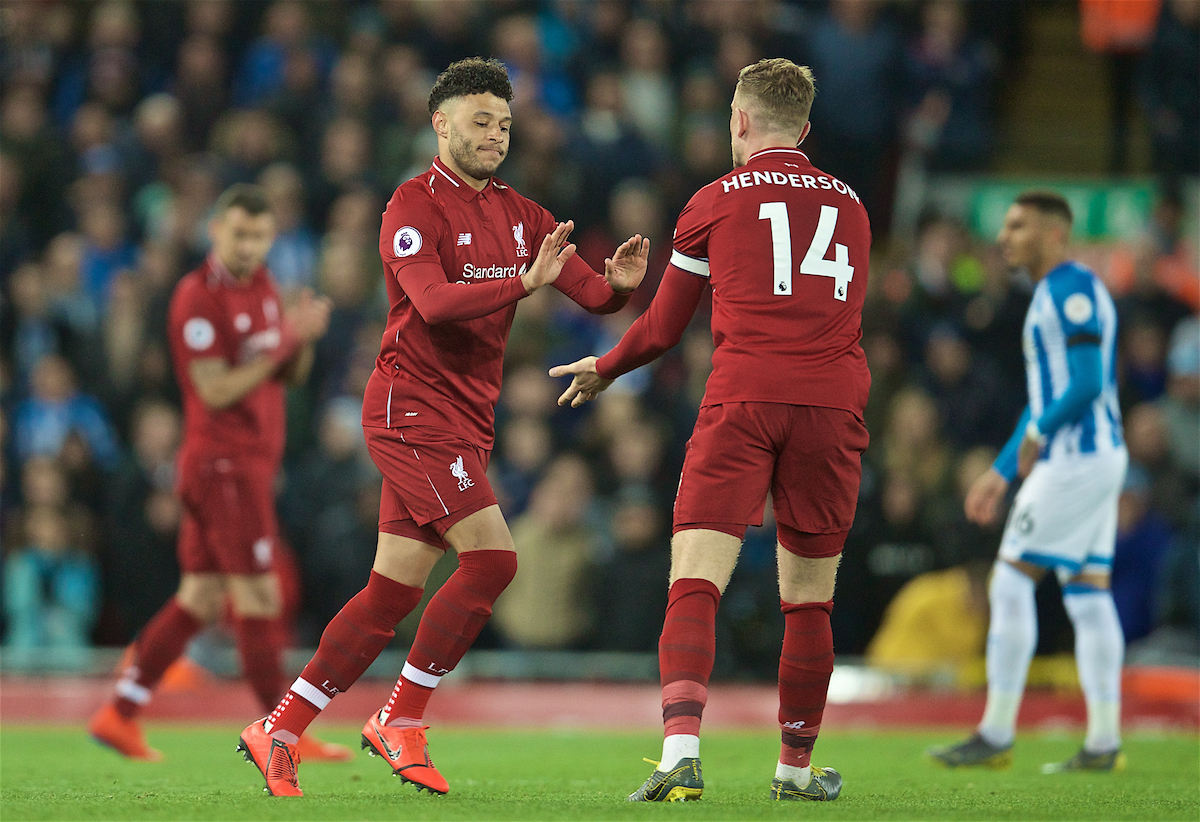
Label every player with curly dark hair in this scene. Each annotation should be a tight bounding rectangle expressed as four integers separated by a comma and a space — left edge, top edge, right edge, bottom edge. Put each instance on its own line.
237, 58, 651, 798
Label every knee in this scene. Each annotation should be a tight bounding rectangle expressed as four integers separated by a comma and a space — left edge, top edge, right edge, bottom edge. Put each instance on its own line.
460, 548, 517, 593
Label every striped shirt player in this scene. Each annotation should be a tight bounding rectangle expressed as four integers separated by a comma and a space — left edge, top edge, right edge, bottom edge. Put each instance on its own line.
994, 259, 1128, 581
932, 191, 1129, 774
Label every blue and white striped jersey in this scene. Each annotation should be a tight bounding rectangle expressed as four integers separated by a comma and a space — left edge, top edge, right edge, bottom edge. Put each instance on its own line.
1023, 261, 1123, 460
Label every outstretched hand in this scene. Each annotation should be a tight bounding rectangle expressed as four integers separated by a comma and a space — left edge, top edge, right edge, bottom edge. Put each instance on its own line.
604, 235, 650, 294
521, 221, 577, 294
548, 356, 611, 408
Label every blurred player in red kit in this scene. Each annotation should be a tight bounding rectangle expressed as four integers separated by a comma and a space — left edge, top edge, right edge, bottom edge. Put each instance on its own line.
88, 184, 342, 762
552, 58, 871, 803
238, 58, 649, 797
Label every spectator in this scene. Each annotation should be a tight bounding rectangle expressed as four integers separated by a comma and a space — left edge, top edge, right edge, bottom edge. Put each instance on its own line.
1111, 464, 1175, 643
1137, 0, 1200, 178
260, 162, 319, 292
901, 0, 998, 171
493, 454, 598, 649
13, 354, 121, 471
3, 503, 100, 670
806, 0, 902, 216
103, 400, 182, 640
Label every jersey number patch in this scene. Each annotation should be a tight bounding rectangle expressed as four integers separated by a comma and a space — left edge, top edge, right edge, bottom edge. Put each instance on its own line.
758, 202, 854, 302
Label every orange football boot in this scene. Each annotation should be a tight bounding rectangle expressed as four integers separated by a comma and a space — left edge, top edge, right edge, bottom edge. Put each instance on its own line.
297, 732, 354, 762
88, 703, 163, 761
237, 719, 303, 797
360, 711, 449, 794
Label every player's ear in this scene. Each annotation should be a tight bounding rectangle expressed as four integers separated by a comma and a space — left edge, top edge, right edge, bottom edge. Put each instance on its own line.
431, 109, 449, 138
797, 120, 811, 146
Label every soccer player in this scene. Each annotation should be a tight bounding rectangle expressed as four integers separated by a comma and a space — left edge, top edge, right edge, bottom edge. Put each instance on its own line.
88, 184, 342, 762
237, 58, 648, 797
551, 58, 870, 802
929, 191, 1128, 773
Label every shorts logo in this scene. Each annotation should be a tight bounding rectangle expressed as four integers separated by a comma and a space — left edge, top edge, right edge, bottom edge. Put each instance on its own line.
253, 537, 273, 568
393, 226, 422, 257
451, 455, 474, 491
1015, 508, 1035, 536
513, 222, 527, 257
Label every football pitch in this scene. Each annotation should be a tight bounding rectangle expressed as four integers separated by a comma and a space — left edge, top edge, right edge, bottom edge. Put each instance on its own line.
1, 726, 1196, 821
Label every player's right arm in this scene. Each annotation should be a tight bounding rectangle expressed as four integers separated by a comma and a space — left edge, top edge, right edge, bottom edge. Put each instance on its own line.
384, 193, 575, 325
172, 284, 304, 411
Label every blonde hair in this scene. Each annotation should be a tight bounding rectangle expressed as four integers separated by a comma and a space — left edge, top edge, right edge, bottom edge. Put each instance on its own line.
735, 58, 816, 137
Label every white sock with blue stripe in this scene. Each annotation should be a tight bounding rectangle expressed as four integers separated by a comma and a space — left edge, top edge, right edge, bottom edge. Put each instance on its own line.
1063, 586, 1124, 753
978, 562, 1038, 748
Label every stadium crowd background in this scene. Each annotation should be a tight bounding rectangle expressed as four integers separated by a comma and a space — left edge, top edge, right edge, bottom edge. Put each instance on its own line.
1, 0, 1196, 682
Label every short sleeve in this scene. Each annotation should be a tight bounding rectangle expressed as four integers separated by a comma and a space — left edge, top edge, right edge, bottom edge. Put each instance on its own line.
1048, 270, 1102, 341
379, 188, 447, 276
170, 284, 235, 366
670, 187, 714, 278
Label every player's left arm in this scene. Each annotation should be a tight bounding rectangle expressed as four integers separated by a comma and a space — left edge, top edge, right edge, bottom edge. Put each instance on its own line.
545, 205, 646, 313
550, 263, 707, 407
1017, 281, 1105, 474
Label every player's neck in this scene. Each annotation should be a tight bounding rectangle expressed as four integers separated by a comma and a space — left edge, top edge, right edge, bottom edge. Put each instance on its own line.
741, 138, 801, 164
438, 151, 489, 192
1030, 251, 1068, 282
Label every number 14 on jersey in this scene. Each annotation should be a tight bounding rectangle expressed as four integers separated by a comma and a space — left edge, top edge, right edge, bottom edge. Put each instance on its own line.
759, 202, 854, 302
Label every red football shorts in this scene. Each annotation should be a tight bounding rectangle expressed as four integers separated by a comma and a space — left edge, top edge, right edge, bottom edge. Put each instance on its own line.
364, 426, 497, 551
673, 403, 869, 558
177, 456, 279, 574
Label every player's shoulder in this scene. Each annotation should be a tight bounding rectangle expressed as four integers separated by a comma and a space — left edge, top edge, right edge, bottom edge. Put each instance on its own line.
1046, 261, 1102, 299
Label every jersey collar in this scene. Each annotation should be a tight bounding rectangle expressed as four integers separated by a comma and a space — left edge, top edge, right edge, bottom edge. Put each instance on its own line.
747, 147, 811, 164
429, 156, 508, 201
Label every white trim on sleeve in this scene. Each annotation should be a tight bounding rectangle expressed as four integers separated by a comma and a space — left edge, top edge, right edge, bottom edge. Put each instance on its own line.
670, 249, 710, 277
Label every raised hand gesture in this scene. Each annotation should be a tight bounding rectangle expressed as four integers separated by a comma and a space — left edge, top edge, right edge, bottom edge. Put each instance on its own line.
604, 234, 650, 294
520, 221, 577, 294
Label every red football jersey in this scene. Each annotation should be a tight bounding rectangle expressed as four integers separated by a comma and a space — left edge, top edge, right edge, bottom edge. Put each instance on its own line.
364, 157, 628, 449
598, 147, 871, 417
168, 255, 291, 468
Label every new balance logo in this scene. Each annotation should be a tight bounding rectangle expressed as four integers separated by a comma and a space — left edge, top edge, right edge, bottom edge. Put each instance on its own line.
457, 232, 472, 246
783, 720, 806, 729
451, 456, 474, 491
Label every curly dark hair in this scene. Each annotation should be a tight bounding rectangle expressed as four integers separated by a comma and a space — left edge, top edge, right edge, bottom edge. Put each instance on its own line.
428, 57, 514, 115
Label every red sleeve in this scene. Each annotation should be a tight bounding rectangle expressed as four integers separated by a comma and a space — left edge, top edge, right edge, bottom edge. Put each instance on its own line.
553, 253, 630, 314
170, 281, 236, 368
381, 187, 528, 324
393, 261, 528, 324
595, 263, 708, 379
524, 204, 628, 314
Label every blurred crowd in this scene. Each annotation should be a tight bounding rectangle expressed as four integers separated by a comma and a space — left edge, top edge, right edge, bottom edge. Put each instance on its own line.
0, 0, 1196, 678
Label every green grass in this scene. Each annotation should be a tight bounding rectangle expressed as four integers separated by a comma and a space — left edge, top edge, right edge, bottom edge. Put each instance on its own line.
1, 725, 1196, 820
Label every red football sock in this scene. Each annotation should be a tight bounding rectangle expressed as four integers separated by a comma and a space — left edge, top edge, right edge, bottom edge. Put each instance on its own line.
659, 578, 721, 738
778, 600, 834, 768
389, 550, 517, 722
234, 616, 287, 714
267, 571, 423, 742
114, 598, 204, 717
